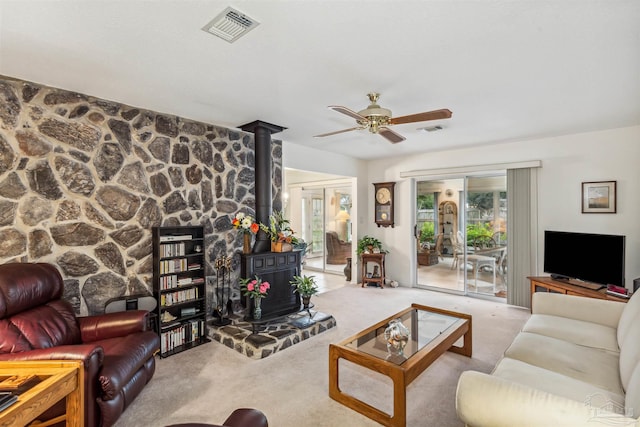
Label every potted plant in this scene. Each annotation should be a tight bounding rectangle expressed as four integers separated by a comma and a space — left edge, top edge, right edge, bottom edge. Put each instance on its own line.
259, 210, 299, 252
356, 235, 385, 255
418, 222, 435, 251
289, 274, 319, 308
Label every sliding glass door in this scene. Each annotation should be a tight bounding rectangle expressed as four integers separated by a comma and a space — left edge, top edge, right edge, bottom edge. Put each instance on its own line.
300, 185, 352, 275
464, 175, 507, 297
415, 174, 507, 299
416, 178, 465, 292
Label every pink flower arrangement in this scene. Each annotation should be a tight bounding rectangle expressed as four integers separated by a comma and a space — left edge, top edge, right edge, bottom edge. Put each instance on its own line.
240, 275, 270, 299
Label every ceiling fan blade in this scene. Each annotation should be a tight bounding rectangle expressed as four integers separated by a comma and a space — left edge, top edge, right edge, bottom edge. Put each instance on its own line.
314, 126, 363, 138
328, 105, 368, 121
389, 109, 452, 125
378, 127, 405, 144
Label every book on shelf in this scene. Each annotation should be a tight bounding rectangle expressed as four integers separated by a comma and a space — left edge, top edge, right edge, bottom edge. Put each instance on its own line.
159, 234, 193, 242
160, 242, 185, 257
160, 258, 187, 274
0, 393, 18, 412
181, 307, 197, 317
159, 319, 205, 354
605, 285, 631, 298
160, 288, 198, 306
160, 320, 181, 330
607, 284, 628, 295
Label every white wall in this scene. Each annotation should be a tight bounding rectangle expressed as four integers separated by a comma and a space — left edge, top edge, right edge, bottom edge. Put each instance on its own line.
283, 143, 364, 281
284, 125, 640, 290
370, 125, 640, 289
282, 142, 366, 178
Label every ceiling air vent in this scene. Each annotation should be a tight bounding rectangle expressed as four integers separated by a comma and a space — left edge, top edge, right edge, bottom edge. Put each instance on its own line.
419, 125, 444, 133
202, 7, 260, 43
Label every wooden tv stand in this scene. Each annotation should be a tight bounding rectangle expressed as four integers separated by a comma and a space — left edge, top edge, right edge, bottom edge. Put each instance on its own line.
528, 276, 629, 304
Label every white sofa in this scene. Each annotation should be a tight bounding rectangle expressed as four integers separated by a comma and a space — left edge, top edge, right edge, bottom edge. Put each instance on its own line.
456, 290, 640, 426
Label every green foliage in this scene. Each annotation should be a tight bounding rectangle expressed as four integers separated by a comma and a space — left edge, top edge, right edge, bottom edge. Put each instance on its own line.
466, 192, 494, 212
289, 275, 319, 297
417, 194, 434, 210
356, 235, 384, 255
465, 222, 493, 243
259, 210, 298, 243
419, 222, 435, 243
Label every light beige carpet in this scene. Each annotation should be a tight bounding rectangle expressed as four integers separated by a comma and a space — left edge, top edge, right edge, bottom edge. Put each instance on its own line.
115, 285, 529, 427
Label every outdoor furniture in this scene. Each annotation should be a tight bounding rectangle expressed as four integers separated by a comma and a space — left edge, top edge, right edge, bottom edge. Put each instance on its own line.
466, 254, 496, 292
450, 231, 465, 270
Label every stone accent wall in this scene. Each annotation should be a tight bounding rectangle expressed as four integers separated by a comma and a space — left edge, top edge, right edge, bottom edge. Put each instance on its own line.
0, 75, 283, 316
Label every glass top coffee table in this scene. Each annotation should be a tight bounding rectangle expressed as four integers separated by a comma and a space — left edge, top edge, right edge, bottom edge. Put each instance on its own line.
329, 303, 472, 427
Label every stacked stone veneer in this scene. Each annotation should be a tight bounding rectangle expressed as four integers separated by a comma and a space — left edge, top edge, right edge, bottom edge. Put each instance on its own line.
0, 75, 282, 316
209, 311, 337, 359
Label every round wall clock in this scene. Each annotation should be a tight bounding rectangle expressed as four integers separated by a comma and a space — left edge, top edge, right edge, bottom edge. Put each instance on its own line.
376, 187, 391, 204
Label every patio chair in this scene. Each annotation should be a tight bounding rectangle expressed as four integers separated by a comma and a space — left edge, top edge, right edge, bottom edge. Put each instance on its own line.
450, 230, 465, 270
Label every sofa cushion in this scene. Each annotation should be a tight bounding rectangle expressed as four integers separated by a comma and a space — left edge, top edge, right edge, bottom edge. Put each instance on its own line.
624, 362, 640, 418
0, 301, 81, 353
97, 331, 159, 400
618, 327, 640, 392
493, 357, 625, 407
522, 314, 619, 352
504, 332, 622, 394
0, 263, 64, 318
617, 291, 640, 346
532, 292, 624, 329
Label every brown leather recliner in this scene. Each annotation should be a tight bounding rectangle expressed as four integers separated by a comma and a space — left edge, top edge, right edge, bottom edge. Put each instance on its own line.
0, 262, 160, 427
325, 231, 351, 264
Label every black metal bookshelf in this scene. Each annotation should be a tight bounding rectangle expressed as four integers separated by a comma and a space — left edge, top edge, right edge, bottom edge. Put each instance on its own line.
152, 225, 210, 357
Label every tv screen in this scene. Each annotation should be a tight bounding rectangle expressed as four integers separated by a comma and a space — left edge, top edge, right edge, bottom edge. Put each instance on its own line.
544, 230, 625, 287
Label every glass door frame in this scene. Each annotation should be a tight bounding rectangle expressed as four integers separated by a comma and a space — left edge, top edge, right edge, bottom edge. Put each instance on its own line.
291, 180, 355, 276
413, 172, 507, 300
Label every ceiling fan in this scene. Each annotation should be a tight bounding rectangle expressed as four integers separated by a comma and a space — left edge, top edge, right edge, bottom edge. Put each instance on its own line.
314, 92, 452, 144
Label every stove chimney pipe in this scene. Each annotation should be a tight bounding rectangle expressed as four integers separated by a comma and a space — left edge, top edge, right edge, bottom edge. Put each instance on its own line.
238, 120, 287, 253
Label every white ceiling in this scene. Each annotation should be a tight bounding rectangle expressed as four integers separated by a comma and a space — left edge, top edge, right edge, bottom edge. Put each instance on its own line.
1, 1, 638, 160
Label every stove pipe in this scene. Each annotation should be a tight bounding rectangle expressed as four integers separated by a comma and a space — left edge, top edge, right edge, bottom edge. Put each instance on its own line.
238, 120, 287, 253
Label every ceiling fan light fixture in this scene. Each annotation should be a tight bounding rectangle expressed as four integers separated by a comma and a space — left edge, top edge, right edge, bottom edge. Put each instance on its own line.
316, 92, 451, 144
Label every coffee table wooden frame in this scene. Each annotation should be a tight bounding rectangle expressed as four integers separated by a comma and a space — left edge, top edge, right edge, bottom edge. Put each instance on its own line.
0, 360, 84, 427
329, 303, 472, 427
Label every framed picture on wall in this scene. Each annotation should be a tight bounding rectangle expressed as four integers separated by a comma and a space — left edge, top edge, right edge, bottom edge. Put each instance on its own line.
582, 181, 616, 213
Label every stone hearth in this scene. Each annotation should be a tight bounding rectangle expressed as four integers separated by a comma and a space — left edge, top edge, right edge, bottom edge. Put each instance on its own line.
208, 309, 336, 359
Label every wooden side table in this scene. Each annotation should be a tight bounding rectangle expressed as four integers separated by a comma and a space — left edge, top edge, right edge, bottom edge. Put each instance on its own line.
0, 360, 84, 427
361, 253, 386, 288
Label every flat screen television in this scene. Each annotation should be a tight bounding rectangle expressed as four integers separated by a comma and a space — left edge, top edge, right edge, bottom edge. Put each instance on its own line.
544, 230, 625, 287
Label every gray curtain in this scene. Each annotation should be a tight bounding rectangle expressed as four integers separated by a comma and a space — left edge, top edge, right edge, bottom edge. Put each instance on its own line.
506, 167, 537, 308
